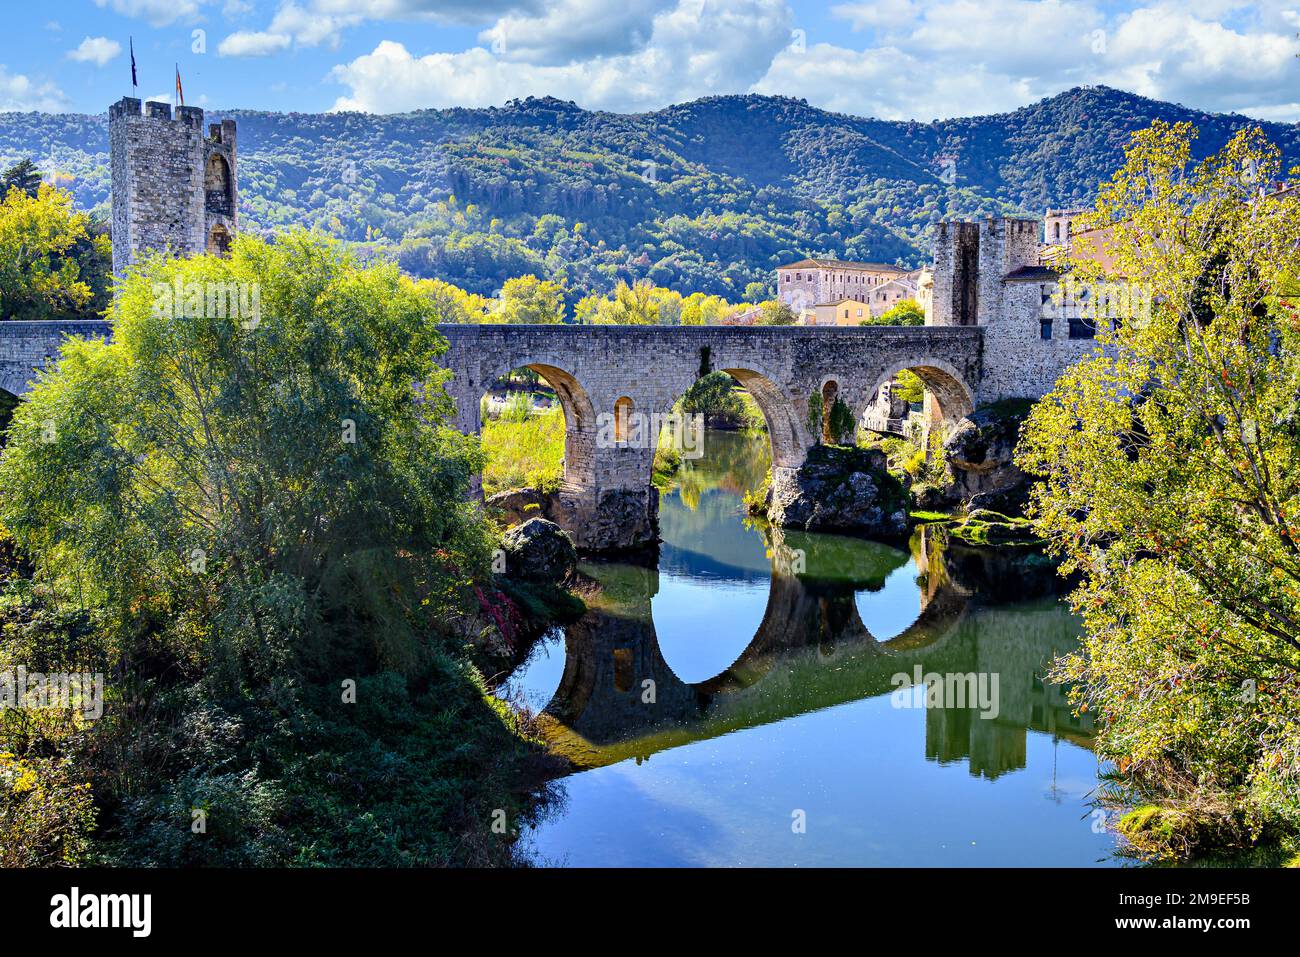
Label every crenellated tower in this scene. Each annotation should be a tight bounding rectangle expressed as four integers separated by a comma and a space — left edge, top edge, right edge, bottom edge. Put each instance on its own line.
109, 97, 237, 278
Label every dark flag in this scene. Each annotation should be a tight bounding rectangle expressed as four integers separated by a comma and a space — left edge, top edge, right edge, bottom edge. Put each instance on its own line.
175, 64, 183, 107
130, 37, 138, 89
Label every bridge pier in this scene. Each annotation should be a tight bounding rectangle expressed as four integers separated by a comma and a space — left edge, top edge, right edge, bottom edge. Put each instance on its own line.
437, 324, 986, 551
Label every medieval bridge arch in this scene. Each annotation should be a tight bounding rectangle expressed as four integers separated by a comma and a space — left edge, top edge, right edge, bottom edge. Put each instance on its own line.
0, 321, 983, 550
437, 323, 983, 549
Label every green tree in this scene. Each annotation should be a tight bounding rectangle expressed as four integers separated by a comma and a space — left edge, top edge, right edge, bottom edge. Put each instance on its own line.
807, 389, 824, 445
754, 299, 796, 326
493, 273, 567, 323
0, 183, 110, 321
0, 158, 42, 198
0, 229, 492, 682
678, 371, 746, 426
868, 297, 925, 326
1017, 122, 1300, 859
583, 279, 661, 324
827, 397, 856, 445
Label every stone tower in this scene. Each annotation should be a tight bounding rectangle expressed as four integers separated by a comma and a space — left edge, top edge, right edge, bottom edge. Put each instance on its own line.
109, 97, 237, 277
929, 221, 980, 326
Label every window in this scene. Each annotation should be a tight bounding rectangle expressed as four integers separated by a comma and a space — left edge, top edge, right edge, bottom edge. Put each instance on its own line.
1068, 316, 1097, 340
614, 396, 634, 442
1040, 320, 1052, 340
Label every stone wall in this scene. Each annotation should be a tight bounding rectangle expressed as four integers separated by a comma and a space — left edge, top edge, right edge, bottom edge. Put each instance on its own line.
0, 321, 112, 397
930, 222, 980, 326
978, 278, 1099, 402
439, 323, 983, 549
109, 98, 237, 277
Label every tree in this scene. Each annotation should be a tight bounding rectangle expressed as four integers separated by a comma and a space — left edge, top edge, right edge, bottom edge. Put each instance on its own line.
414, 276, 491, 322
868, 297, 925, 326
679, 371, 746, 426
0, 183, 110, 321
754, 299, 796, 326
1016, 122, 1300, 858
583, 279, 661, 324
827, 397, 856, 445
807, 389, 824, 445
1, 158, 42, 198
0, 229, 492, 683
493, 274, 567, 323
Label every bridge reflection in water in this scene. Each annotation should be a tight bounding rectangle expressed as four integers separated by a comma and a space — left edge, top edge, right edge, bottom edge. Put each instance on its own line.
522, 527, 1092, 780
499, 430, 1110, 866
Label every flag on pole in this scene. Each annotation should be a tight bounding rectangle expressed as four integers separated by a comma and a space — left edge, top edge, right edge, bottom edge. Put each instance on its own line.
130, 37, 138, 89
175, 64, 184, 107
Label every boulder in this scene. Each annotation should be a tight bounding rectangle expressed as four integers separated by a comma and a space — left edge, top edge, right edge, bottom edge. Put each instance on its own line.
941, 401, 1035, 516
767, 444, 910, 537
486, 486, 659, 553
501, 518, 577, 583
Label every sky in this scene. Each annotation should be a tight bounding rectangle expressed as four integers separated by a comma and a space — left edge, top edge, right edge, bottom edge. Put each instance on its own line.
1, 0, 1298, 121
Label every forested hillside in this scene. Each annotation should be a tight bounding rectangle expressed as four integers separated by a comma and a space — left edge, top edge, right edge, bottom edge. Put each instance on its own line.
1, 85, 1296, 300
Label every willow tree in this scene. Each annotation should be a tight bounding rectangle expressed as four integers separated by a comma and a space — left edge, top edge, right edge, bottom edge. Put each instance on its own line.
1017, 123, 1300, 859
0, 230, 491, 685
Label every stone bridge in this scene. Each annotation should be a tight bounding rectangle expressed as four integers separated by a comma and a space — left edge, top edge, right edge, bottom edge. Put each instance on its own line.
0, 320, 985, 550
439, 323, 985, 549
0, 321, 113, 398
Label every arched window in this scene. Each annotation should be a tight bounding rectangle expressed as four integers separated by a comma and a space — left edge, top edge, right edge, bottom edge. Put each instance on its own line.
205, 154, 233, 217
1054, 222, 1061, 240
614, 396, 634, 443
208, 223, 232, 256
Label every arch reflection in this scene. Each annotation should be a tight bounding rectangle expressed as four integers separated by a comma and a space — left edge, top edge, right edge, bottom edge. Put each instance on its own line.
526, 527, 1091, 779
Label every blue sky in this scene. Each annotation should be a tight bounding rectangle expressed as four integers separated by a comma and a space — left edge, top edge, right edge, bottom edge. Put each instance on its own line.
3, 1, 1299, 120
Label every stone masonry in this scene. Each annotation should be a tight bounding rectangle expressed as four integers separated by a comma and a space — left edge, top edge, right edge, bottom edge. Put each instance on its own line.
439, 323, 983, 549
109, 97, 237, 277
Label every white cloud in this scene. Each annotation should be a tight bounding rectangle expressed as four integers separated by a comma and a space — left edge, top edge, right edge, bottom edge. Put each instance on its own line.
67, 37, 124, 67
307, 0, 537, 24
479, 0, 676, 66
332, 0, 793, 113
219, 31, 293, 56
0, 67, 68, 112
758, 0, 1300, 122
266, 2, 363, 48
320, 0, 1300, 122
92, 0, 211, 26
227, 0, 540, 52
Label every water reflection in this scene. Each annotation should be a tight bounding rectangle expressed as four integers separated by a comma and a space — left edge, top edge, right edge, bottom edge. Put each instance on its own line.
503, 430, 1113, 866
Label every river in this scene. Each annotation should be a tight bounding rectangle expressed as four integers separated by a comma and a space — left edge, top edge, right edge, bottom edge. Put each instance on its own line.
498, 429, 1118, 867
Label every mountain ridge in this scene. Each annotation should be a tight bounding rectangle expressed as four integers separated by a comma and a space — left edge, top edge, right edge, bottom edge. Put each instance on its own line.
2, 86, 1296, 299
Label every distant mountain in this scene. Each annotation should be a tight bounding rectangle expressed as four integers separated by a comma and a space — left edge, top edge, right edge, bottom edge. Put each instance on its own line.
2, 86, 1296, 300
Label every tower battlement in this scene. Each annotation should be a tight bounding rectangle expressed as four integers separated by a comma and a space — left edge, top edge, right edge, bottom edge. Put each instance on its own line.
109, 96, 237, 278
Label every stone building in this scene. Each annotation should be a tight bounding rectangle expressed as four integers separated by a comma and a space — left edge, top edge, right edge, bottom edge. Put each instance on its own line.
1042, 206, 1086, 249
109, 97, 237, 277
927, 216, 1102, 402
776, 258, 910, 314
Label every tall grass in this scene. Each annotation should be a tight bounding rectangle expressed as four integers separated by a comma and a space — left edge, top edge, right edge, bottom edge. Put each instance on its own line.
481, 405, 565, 495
